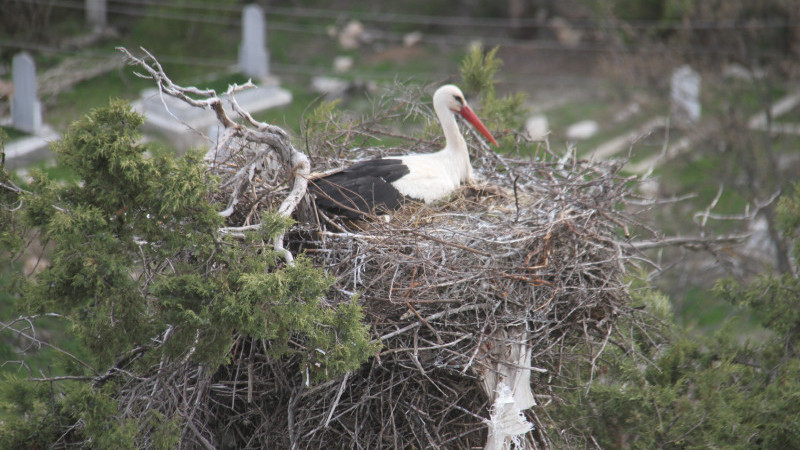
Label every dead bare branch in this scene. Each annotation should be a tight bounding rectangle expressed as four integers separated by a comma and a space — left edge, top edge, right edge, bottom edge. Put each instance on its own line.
118, 46, 309, 265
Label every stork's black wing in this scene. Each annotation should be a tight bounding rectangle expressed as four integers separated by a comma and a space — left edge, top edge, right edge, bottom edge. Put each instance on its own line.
310, 158, 412, 218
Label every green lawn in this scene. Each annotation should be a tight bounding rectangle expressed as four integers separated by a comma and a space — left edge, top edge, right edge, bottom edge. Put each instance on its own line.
1, 127, 29, 142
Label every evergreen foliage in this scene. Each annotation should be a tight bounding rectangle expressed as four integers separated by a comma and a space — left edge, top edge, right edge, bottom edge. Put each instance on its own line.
0, 129, 23, 254
459, 45, 527, 138
0, 101, 375, 446
549, 184, 800, 448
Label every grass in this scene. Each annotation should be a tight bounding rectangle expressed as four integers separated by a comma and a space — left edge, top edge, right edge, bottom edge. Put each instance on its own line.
46, 68, 152, 129
254, 83, 321, 133
0, 127, 29, 142
545, 99, 610, 133
530, 85, 673, 160
44, 51, 255, 129
18, 160, 78, 185
675, 285, 732, 330
0, 312, 93, 379
771, 129, 800, 156
704, 80, 788, 120
777, 104, 800, 123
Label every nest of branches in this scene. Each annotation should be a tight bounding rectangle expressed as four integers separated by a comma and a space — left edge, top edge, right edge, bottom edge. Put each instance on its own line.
117, 51, 642, 449
199, 96, 638, 449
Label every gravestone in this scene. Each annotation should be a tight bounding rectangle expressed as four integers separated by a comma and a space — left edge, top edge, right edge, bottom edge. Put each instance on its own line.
566, 120, 598, 141
238, 4, 269, 79
671, 65, 701, 126
11, 52, 42, 134
338, 20, 364, 49
524, 114, 549, 140
86, 0, 106, 31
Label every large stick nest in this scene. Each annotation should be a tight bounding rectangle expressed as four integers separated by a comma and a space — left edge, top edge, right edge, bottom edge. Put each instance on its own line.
197, 85, 640, 449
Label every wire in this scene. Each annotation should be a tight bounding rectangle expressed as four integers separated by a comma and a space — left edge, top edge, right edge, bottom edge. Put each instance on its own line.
107, 0, 241, 14
2, 1, 794, 72
17, 0, 800, 32
0, 40, 235, 69
262, 5, 799, 31
20, 0, 240, 27
10, 0, 792, 59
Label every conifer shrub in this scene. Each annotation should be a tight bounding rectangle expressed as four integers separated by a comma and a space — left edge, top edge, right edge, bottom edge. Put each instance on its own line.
0, 100, 375, 447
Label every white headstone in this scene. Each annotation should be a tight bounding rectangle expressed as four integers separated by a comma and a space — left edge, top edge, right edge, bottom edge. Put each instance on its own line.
11, 52, 42, 134
310, 76, 349, 98
524, 114, 549, 140
333, 56, 353, 73
671, 65, 701, 125
238, 4, 269, 79
403, 31, 423, 47
338, 20, 364, 49
566, 120, 598, 141
86, 0, 106, 32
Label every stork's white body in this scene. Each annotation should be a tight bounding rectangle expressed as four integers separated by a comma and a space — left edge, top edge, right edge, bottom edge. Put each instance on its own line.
312, 84, 497, 217
394, 149, 474, 204
392, 85, 481, 203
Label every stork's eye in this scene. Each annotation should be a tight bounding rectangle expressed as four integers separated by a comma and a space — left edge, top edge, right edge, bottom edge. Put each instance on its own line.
454, 95, 465, 106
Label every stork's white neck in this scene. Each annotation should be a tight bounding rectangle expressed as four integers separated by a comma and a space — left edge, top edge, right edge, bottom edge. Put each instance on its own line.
434, 98, 466, 156
433, 99, 472, 184
390, 88, 476, 203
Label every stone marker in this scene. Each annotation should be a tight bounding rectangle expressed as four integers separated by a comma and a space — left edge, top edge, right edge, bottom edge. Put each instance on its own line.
86, 0, 106, 31
403, 31, 423, 47
524, 114, 549, 140
338, 20, 364, 49
671, 65, 701, 126
310, 76, 350, 98
566, 120, 598, 141
11, 52, 42, 134
238, 4, 269, 79
333, 56, 354, 73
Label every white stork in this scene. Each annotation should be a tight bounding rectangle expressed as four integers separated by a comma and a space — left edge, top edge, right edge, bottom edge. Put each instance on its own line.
311, 84, 498, 218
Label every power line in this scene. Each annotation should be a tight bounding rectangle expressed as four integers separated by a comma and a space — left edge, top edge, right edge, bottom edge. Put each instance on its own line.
18, 0, 800, 32
0, 40, 233, 68
107, 0, 240, 14
4, 1, 795, 64
263, 5, 799, 31
111, 0, 800, 31
12, 0, 791, 59
21, 0, 240, 27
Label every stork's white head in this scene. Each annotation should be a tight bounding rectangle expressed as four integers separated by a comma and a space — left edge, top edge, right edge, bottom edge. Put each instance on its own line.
433, 84, 469, 115
433, 84, 498, 147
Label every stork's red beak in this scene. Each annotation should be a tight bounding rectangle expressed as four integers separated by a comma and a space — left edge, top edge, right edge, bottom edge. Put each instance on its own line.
459, 105, 499, 147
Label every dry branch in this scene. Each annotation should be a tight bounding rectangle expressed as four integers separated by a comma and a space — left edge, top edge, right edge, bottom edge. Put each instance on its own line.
118, 47, 309, 265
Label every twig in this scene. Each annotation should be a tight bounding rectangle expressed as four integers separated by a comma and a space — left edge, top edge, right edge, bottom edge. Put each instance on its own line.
586, 323, 613, 395
323, 372, 350, 428
1, 316, 98, 375
629, 233, 749, 250
375, 303, 487, 343
118, 46, 310, 264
